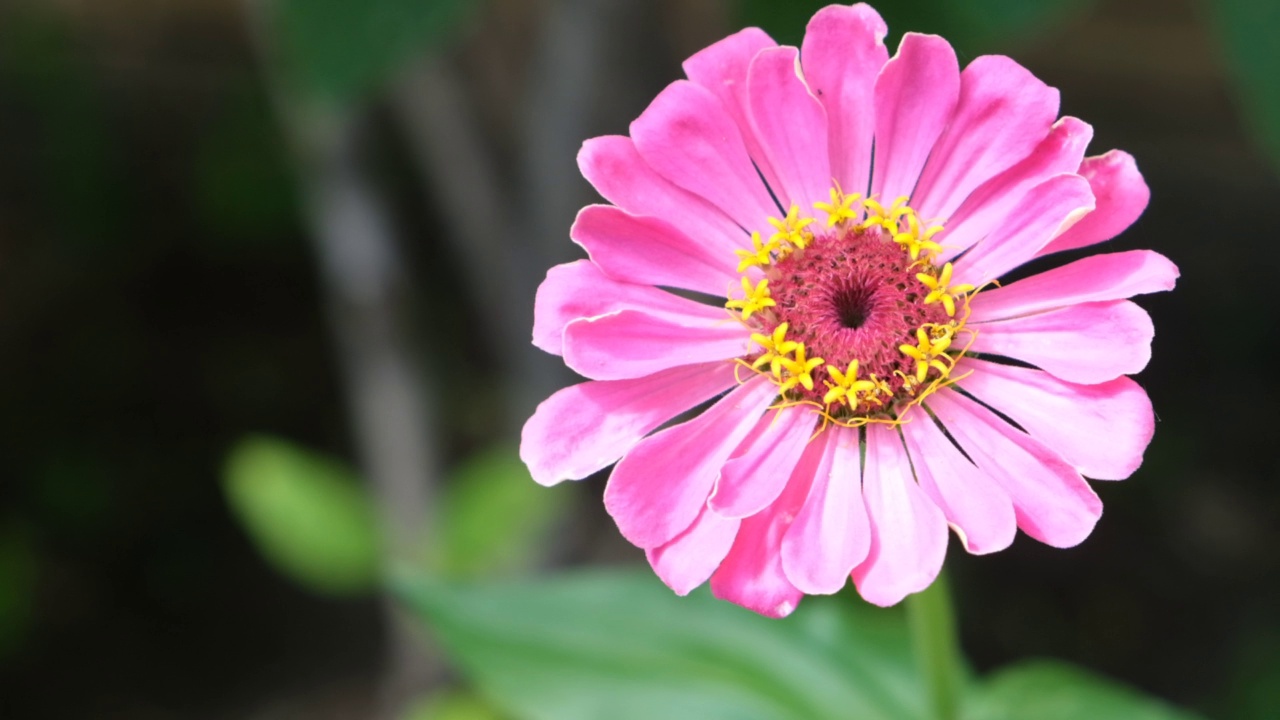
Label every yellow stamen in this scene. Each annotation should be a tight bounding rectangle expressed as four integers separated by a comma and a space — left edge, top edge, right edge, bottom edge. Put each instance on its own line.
916, 262, 976, 317
725, 277, 775, 320
734, 231, 779, 272
750, 322, 799, 377
767, 204, 816, 250
822, 359, 877, 407
813, 186, 862, 227
778, 344, 824, 393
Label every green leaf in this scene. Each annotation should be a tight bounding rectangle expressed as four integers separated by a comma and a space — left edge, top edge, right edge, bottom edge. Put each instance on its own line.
0, 526, 37, 659
964, 660, 1203, 720
430, 447, 572, 579
740, 0, 1094, 53
404, 688, 507, 720
223, 436, 380, 595
394, 568, 931, 720
1211, 0, 1280, 175
273, 0, 473, 105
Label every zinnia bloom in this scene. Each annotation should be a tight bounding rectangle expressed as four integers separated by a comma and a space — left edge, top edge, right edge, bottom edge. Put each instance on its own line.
521, 3, 1177, 617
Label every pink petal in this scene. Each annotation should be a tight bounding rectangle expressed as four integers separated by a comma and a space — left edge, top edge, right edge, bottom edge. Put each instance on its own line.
870, 33, 959, 203
900, 414, 1016, 555
563, 307, 751, 381
578, 136, 745, 257
852, 424, 949, 607
631, 81, 780, 235
968, 300, 1153, 384
1038, 150, 1150, 257
911, 55, 1060, 221
800, 3, 888, 196
604, 377, 778, 548
682, 27, 783, 198
970, 250, 1179, 322
533, 260, 726, 357
710, 405, 815, 518
710, 437, 816, 618
955, 358, 1155, 481
646, 503, 741, 596
951, 173, 1095, 288
927, 390, 1102, 548
780, 427, 870, 595
747, 46, 832, 209
571, 204, 739, 296
941, 117, 1093, 257
520, 361, 739, 486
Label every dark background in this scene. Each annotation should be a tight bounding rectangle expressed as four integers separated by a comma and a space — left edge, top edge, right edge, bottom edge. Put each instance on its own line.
0, 0, 1276, 717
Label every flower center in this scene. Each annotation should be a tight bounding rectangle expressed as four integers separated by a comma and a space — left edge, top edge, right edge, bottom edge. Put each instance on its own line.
726, 189, 978, 426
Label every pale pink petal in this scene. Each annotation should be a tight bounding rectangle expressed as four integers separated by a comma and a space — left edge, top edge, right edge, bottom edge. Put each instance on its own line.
900, 415, 1016, 555
1038, 150, 1149, 257
871, 33, 959, 203
710, 405, 815, 518
631, 81, 780, 234
710, 436, 817, 618
563, 308, 751, 381
955, 357, 1154, 480
682, 27, 783, 197
852, 424, 949, 607
533, 260, 728, 357
571, 204, 740, 296
520, 361, 739, 486
911, 55, 1060, 221
940, 117, 1093, 256
951, 173, 1094, 288
968, 300, 1153, 384
780, 427, 870, 595
927, 390, 1102, 548
529, 260, 716, 356
747, 47, 832, 209
577, 136, 745, 257
800, 3, 888, 196
970, 250, 1179, 322
604, 377, 778, 548
647, 503, 741, 596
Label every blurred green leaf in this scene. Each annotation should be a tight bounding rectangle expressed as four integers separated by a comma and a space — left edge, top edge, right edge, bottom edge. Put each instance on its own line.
963, 660, 1203, 720
223, 436, 380, 595
740, 0, 1094, 53
404, 688, 508, 720
0, 526, 37, 659
430, 447, 572, 579
274, 0, 473, 105
394, 568, 931, 720
1212, 0, 1280, 176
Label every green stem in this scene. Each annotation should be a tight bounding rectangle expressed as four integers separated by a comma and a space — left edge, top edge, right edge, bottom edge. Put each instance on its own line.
906, 572, 963, 720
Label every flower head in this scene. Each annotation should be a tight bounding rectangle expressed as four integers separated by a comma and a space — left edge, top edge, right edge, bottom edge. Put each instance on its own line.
522, 3, 1178, 617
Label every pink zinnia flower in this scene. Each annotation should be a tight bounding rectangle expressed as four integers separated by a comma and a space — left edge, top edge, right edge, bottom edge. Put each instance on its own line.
521, 3, 1178, 617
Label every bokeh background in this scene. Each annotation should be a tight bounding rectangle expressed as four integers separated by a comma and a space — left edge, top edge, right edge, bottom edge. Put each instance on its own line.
1, 0, 1278, 718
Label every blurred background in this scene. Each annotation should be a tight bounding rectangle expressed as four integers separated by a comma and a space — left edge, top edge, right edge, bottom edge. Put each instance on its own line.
0, 0, 1278, 718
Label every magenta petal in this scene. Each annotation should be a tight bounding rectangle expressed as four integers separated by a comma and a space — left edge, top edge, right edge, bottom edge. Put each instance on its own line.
928, 390, 1102, 548
941, 117, 1093, 258
747, 46, 832, 209
968, 300, 1153, 384
571, 204, 740, 296
971, 250, 1179, 322
911, 55, 1060, 221
683, 27, 783, 196
956, 358, 1154, 480
710, 406, 815, 519
901, 414, 1016, 555
800, 3, 888, 197
647, 503, 740, 596
533, 260, 710, 356
780, 427, 870, 595
852, 424, 949, 607
577, 135, 745, 257
1038, 150, 1150, 257
563, 307, 750, 381
871, 32, 959, 203
605, 377, 778, 548
951, 173, 1095, 288
520, 361, 739, 486
631, 81, 779, 235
